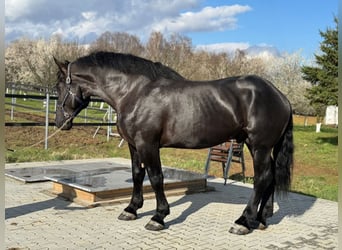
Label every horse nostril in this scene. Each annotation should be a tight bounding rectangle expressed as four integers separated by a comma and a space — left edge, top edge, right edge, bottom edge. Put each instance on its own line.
63, 111, 71, 118
61, 122, 72, 130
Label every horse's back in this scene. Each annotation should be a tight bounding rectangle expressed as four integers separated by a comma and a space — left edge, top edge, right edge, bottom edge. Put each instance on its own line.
120, 74, 291, 149
158, 75, 291, 148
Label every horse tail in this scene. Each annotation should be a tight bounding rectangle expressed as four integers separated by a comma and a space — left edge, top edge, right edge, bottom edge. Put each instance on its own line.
273, 112, 294, 195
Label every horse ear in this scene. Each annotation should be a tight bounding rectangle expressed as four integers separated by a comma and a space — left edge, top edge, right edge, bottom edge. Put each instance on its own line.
53, 56, 68, 75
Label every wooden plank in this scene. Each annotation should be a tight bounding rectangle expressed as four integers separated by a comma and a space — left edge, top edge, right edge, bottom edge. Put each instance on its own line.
53, 182, 95, 202
210, 151, 228, 157
51, 178, 207, 206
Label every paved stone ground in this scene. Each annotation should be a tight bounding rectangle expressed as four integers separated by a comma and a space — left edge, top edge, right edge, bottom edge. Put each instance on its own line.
5, 159, 338, 249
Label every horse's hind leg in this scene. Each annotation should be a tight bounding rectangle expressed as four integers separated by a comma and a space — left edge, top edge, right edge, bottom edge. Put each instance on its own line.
229, 148, 273, 235
118, 144, 145, 221
256, 180, 274, 229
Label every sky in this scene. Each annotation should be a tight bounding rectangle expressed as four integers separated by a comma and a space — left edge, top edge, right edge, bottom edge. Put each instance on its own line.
4, 0, 338, 60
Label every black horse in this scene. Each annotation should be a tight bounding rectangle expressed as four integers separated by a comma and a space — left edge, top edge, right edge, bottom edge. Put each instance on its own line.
54, 51, 293, 234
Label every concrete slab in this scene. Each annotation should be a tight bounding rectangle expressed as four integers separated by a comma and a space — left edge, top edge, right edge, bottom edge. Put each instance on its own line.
5, 160, 127, 183
5, 158, 338, 249
6, 159, 208, 206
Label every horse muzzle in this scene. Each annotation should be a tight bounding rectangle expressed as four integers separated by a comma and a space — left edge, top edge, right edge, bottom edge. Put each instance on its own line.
55, 117, 73, 130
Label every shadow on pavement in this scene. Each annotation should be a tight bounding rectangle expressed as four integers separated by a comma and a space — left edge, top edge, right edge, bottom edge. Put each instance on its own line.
5, 195, 87, 220
139, 180, 316, 229
6, 178, 316, 230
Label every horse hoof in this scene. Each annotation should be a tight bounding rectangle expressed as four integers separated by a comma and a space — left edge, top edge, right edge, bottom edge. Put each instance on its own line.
229, 224, 251, 235
145, 220, 165, 231
118, 210, 137, 221
258, 222, 267, 230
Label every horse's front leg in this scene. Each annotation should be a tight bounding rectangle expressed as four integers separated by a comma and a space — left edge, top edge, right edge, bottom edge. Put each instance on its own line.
139, 145, 170, 231
118, 144, 145, 221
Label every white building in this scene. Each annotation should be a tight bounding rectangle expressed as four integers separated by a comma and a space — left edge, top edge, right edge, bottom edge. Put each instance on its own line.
325, 105, 338, 125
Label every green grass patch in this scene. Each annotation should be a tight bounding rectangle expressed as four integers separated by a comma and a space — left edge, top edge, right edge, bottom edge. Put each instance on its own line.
5, 96, 110, 123
293, 125, 337, 169
292, 175, 338, 201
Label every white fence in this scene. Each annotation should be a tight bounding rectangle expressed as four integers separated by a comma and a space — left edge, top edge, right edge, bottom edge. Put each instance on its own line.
5, 83, 117, 149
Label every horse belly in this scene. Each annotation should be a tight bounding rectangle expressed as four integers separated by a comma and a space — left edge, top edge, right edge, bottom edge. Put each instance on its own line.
161, 116, 240, 149
159, 85, 245, 149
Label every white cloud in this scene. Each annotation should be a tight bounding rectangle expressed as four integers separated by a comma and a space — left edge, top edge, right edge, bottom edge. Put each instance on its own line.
82, 11, 97, 21
5, 0, 252, 44
5, 0, 38, 21
196, 42, 281, 59
5, 0, 61, 22
245, 44, 280, 58
196, 42, 250, 54
5, 0, 21, 21
152, 5, 252, 33
63, 12, 114, 38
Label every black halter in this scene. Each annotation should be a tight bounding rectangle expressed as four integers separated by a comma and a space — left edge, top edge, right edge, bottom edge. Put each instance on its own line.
57, 62, 88, 119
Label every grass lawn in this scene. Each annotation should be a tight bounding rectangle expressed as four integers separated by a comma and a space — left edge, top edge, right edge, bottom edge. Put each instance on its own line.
291, 125, 337, 201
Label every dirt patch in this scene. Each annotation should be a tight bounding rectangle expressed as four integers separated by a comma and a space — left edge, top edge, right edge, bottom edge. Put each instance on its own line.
5, 126, 105, 149
5, 108, 108, 149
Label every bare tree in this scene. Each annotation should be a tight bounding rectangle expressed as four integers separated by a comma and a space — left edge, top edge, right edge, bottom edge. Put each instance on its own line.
89, 31, 144, 55
5, 31, 314, 115
189, 49, 266, 81
5, 35, 86, 88
163, 33, 193, 76
265, 52, 314, 115
5, 38, 34, 84
144, 31, 168, 62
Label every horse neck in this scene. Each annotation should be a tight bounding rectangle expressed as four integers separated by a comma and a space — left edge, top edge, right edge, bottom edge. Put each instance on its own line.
79, 71, 150, 112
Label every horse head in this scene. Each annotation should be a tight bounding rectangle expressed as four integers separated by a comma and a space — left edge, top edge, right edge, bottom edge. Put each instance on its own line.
53, 57, 91, 130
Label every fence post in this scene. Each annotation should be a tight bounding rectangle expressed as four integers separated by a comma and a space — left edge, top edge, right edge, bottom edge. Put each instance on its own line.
11, 88, 15, 120
107, 106, 112, 142
45, 92, 50, 150
54, 99, 57, 131
84, 108, 87, 123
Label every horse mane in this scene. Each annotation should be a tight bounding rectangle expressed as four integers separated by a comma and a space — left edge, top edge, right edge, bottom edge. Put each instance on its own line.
75, 51, 185, 81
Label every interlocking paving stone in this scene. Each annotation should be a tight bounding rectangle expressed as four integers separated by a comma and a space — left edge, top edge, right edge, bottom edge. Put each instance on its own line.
5, 158, 338, 249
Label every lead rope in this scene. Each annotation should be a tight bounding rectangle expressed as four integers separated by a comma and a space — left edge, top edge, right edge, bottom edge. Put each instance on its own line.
8, 62, 76, 152
7, 116, 73, 152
